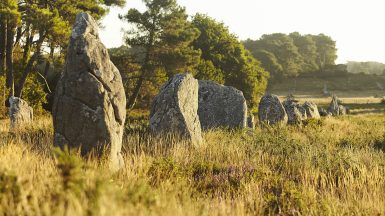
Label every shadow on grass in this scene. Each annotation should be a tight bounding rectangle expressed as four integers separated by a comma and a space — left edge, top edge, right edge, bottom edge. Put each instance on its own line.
373, 135, 385, 153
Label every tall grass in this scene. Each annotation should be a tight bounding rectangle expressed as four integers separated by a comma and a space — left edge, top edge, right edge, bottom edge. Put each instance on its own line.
0, 114, 384, 215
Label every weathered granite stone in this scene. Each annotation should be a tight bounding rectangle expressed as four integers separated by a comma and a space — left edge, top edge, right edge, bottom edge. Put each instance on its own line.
318, 108, 329, 117
328, 95, 340, 116
198, 80, 247, 129
258, 94, 288, 126
303, 101, 321, 119
339, 105, 347, 115
150, 73, 202, 144
9, 96, 33, 129
53, 12, 126, 171
283, 99, 307, 125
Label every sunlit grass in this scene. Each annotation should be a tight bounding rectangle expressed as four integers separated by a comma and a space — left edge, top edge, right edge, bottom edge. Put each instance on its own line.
0, 114, 384, 215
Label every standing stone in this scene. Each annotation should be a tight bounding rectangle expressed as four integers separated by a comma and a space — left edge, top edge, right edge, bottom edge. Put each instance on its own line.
53, 13, 126, 171
9, 96, 33, 129
258, 94, 288, 126
303, 101, 321, 119
150, 73, 202, 145
283, 99, 307, 125
328, 95, 340, 116
198, 80, 247, 129
247, 114, 255, 129
338, 105, 347, 115
318, 108, 330, 117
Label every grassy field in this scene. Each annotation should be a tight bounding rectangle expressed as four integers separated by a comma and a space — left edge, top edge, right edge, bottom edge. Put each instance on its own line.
0, 105, 385, 215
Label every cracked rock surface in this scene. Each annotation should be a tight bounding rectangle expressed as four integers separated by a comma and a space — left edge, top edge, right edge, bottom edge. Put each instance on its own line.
150, 73, 202, 145
328, 95, 344, 116
9, 96, 33, 129
258, 94, 288, 126
53, 12, 126, 171
198, 80, 247, 130
283, 99, 307, 125
303, 101, 321, 119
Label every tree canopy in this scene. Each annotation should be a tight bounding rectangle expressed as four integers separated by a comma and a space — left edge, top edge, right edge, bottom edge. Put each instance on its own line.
244, 32, 337, 80
119, 0, 201, 108
191, 14, 268, 109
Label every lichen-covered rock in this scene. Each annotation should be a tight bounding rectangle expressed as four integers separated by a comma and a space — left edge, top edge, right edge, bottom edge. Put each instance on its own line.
339, 105, 347, 115
198, 80, 247, 129
258, 94, 288, 126
53, 12, 126, 171
328, 95, 340, 116
318, 108, 330, 117
150, 73, 202, 145
247, 114, 255, 129
283, 99, 307, 125
303, 101, 321, 119
9, 96, 33, 129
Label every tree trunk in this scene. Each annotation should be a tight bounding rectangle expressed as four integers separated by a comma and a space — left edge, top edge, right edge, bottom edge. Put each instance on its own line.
22, 25, 32, 66
5, 19, 15, 95
14, 35, 45, 98
127, 75, 145, 109
0, 16, 6, 75
126, 31, 155, 109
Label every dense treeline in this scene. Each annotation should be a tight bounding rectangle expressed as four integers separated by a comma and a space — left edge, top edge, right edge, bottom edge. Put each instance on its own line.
347, 61, 385, 75
243, 32, 338, 80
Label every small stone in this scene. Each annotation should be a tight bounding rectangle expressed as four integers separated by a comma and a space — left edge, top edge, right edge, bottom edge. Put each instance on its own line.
328, 95, 340, 116
283, 99, 307, 125
303, 101, 321, 119
338, 105, 347, 115
9, 96, 33, 129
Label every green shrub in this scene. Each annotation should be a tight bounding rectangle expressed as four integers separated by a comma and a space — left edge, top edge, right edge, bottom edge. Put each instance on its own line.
22, 74, 48, 115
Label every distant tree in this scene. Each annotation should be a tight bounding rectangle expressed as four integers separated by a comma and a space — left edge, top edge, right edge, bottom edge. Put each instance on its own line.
347, 61, 385, 75
244, 33, 303, 78
249, 49, 283, 81
310, 34, 337, 72
289, 32, 319, 73
191, 14, 268, 109
120, 0, 200, 109
244, 32, 338, 80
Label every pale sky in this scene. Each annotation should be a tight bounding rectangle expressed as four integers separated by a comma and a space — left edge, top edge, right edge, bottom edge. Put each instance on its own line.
100, 0, 385, 64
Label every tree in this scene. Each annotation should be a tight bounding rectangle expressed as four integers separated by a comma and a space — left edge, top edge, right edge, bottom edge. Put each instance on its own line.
310, 34, 337, 72
244, 33, 338, 80
249, 49, 283, 81
120, 0, 200, 109
289, 32, 319, 73
191, 14, 268, 109
244, 33, 303, 78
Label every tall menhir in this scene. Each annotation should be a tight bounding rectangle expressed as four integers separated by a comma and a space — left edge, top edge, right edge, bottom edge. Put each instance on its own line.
52, 12, 127, 171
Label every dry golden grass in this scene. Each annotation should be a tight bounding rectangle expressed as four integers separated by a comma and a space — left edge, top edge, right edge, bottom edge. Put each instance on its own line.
0, 113, 385, 215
